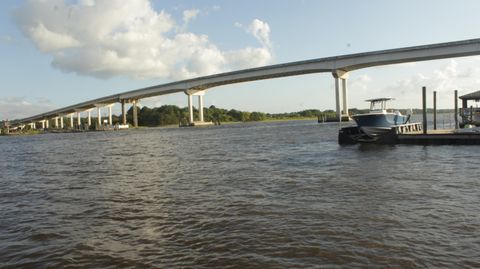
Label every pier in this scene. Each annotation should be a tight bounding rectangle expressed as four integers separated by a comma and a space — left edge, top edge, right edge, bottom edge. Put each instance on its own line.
338, 86, 480, 145
339, 125, 480, 145
397, 131, 480, 145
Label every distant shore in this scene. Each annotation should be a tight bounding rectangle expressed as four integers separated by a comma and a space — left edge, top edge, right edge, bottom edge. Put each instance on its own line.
3, 111, 456, 136
2, 117, 328, 136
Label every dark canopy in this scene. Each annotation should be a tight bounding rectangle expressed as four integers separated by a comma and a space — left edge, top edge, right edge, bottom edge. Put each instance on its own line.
459, 90, 480, 101
459, 90, 480, 108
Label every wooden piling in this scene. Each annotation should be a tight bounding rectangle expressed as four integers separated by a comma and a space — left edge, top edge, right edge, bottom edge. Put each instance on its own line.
422, 86, 427, 134
454, 90, 459, 129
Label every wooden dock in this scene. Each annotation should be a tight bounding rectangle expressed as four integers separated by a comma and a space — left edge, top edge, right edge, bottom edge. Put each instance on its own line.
339, 123, 480, 145
397, 130, 480, 145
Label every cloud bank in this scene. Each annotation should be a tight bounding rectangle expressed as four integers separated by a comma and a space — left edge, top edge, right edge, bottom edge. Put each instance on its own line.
354, 58, 480, 108
0, 97, 55, 120
14, 0, 273, 80
384, 59, 480, 97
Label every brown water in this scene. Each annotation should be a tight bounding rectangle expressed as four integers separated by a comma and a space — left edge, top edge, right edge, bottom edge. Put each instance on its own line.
1, 120, 479, 268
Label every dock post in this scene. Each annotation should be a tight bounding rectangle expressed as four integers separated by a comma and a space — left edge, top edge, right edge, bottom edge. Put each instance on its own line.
433, 91, 437, 130
422, 86, 427, 134
454, 90, 459, 129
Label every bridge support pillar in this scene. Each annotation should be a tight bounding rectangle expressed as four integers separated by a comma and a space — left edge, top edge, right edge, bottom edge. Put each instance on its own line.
96, 107, 101, 127
87, 109, 92, 127
121, 100, 126, 125
342, 78, 348, 116
188, 94, 194, 124
41, 120, 45, 129
54, 117, 59, 128
31, 122, 36, 129
132, 100, 138, 127
77, 112, 81, 128
198, 95, 204, 122
118, 99, 137, 127
94, 103, 116, 128
332, 70, 349, 122
69, 113, 74, 129
108, 105, 113, 126
185, 90, 206, 125
60, 116, 64, 129
45, 119, 49, 129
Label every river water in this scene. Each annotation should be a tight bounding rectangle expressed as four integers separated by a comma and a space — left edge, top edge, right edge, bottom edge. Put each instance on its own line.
1, 120, 479, 268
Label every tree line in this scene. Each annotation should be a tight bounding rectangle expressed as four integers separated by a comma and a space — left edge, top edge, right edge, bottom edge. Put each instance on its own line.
3, 106, 451, 130
125, 105, 338, 127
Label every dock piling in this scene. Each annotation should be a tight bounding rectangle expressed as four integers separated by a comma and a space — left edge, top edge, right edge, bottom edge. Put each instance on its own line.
422, 86, 427, 134
454, 90, 459, 129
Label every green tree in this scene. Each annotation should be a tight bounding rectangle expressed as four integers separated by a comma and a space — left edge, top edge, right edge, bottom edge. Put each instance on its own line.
249, 112, 266, 121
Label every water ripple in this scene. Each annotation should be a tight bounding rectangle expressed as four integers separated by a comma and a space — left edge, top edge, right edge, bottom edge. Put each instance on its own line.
1, 121, 479, 268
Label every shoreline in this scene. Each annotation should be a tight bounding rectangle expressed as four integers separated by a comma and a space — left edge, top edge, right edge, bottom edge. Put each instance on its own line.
2, 118, 325, 136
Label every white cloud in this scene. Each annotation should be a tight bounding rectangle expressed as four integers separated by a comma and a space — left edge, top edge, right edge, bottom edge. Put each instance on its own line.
225, 47, 272, 70
381, 59, 480, 108
79, 0, 95, 6
350, 74, 372, 91
247, 19, 272, 50
346, 58, 480, 109
224, 19, 274, 69
385, 60, 474, 94
182, 9, 199, 25
14, 0, 273, 80
28, 23, 82, 52
0, 97, 55, 120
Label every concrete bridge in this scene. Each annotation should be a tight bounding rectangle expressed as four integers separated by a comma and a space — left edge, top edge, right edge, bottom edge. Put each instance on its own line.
10, 38, 480, 130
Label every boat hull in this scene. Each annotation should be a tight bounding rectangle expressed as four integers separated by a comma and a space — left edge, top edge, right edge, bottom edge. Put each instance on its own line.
352, 113, 409, 138
352, 113, 408, 127
360, 126, 392, 138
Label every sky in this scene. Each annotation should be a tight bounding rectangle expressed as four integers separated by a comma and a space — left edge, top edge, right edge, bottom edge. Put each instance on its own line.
2, 0, 480, 120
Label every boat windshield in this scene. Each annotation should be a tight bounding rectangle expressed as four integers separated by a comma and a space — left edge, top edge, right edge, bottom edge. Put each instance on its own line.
366, 98, 394, 112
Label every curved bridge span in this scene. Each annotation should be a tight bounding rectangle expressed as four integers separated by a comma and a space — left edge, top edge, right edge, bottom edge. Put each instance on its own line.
11, 38, 480, 128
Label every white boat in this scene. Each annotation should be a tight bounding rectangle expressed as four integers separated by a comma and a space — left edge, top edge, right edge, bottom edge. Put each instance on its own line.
352, 98, 410, 139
